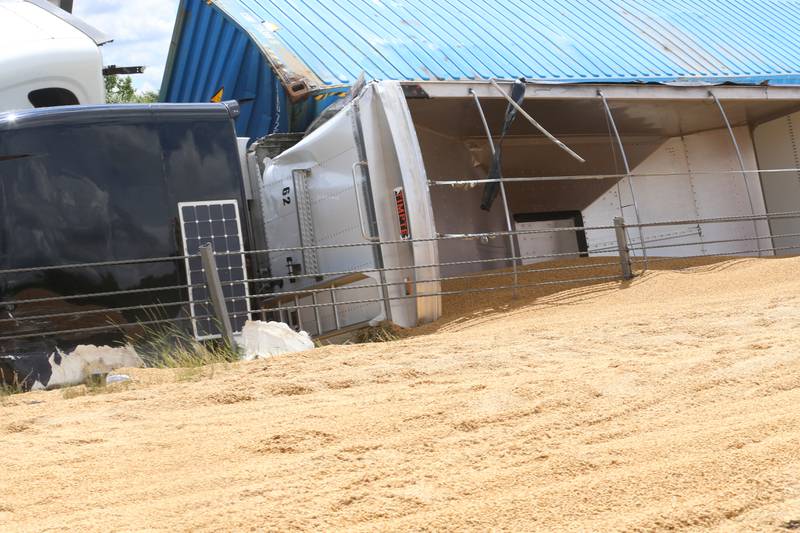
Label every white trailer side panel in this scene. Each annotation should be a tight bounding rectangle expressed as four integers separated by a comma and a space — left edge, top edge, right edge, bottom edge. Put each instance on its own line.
373, 82, 441, 325
584, 127, 770, 257
753, 111, 800, 255
262, 104, 384, 335
516, 219, 581, 264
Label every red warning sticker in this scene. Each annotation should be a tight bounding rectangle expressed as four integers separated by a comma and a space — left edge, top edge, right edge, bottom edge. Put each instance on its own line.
394, 187, 410, 240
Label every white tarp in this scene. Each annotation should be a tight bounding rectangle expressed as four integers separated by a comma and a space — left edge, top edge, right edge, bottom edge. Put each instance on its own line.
237, 320, 314, 360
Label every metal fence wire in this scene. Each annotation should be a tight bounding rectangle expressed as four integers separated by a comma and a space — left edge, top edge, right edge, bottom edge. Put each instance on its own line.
2, 209, 800, 345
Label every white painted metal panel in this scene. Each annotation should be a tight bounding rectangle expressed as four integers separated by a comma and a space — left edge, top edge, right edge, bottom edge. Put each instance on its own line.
683, 127, 770, 256
373, 81, 442, 325
753, 111, 800, 255
516, 219, 580, 265
584, 137, 701, 257
291, 276, 384, 337
261, 82, 440, 333
261, 102, 385, 334
584, 127, 769, 258
0, 1, 104, 111
262, 107, 375, 287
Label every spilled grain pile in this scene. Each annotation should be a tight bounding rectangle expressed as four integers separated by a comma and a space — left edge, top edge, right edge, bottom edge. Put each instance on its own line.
2, 257, 800, 532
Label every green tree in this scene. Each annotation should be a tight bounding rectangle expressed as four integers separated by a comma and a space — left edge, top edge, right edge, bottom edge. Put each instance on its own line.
105, 75, 159, 104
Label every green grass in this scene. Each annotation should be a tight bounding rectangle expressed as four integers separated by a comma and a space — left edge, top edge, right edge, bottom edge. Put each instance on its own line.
4, 315, 407, 400
126, 321, 241, 369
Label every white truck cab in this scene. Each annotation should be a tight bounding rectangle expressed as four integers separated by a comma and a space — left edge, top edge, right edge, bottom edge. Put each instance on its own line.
0, 0, 109, 112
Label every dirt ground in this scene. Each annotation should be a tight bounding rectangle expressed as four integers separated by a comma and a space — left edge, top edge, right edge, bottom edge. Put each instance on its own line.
2, 257, 800, 532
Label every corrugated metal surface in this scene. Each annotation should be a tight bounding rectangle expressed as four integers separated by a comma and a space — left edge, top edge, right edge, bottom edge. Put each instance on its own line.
211, 0, 800, 85
161, 0, 293, 140
160, 0, 355, 139
161, 0, 800, 137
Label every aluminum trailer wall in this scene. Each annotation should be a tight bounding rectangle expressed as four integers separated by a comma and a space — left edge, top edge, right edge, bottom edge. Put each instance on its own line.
753, 111, 800, 255
584, 127, 771, 258
260, 82, 440, 334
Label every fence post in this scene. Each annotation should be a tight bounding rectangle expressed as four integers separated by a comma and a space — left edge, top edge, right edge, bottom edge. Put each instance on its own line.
614, 217, 633, 280
330, 284, 341, 330
198, 244, 235, 346
311, 291, 323, 336
294, 295, 304, 331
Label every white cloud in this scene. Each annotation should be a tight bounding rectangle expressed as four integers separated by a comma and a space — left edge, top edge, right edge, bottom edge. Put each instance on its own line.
73, 0, 180, 94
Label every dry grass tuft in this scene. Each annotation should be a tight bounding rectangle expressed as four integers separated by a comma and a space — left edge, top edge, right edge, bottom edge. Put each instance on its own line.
126, 321, 240, 369
0, 369, 26, 401
351, 321, 405, 344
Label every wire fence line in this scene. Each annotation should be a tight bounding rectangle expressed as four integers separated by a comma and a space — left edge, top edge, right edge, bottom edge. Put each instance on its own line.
427, 167, 800, 186
216, 274, 625, 325
0, 252, 607, 327
2, 210, 800, 343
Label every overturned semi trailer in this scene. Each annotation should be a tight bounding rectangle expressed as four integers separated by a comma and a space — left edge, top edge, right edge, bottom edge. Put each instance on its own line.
256, 80, 800, 336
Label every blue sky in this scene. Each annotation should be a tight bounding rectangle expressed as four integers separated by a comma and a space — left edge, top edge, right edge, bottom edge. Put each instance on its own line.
73, 0, 180, 94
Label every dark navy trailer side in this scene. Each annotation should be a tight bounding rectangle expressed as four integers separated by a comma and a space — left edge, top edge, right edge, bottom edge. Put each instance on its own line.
0, 102, 250, 387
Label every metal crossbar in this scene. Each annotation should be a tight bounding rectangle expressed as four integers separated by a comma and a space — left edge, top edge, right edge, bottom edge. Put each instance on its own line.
0, 298, 204, 324
221, 274, 622, 319
0, 282, 199, 308
0, 315, 201, 342
0, 254, 192, 276
6, 210, 798, 279
234, 260, 621, 304
428, 168, 800, 186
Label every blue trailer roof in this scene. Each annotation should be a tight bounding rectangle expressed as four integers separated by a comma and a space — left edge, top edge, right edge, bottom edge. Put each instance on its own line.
161, 0, 800, 139
165, 0, 800, 89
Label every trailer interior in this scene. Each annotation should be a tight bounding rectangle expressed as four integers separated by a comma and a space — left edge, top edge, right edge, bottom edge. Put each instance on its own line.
405, 83, 800, 276
256, 81, 800, 338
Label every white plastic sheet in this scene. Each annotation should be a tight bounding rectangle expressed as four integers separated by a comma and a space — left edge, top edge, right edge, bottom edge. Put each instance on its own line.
237, 321, 314, 361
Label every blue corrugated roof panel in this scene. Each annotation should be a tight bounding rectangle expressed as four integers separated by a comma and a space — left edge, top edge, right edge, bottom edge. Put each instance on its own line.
161, 0, 800, 137
161, 0, 322, 140
215, 0, 800, 84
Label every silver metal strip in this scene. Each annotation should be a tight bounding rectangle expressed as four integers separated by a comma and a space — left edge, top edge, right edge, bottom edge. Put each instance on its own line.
598, 90, 649, 269
709, 91, 763, 256
489, 79, 585, 163
469, 88, 519, 297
